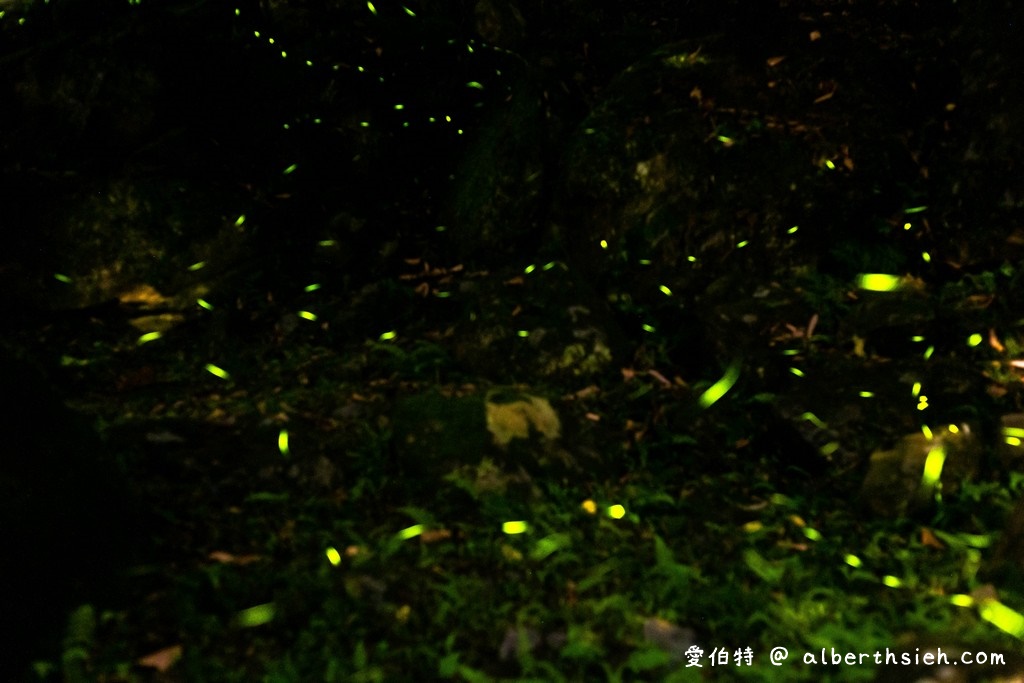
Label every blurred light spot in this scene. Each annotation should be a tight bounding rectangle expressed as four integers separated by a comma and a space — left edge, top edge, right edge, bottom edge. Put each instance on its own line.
502, 521, 528, 534
698, 361, 741, 409
237, 603, 275, 628
205, 364, 230, 380
137, 331, 162, 345
857, 273, 901, 292
949, 594, 974, 607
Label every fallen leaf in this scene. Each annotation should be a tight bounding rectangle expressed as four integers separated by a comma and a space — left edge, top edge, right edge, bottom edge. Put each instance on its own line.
137, 645, 183, 672
920, 527, 945, 549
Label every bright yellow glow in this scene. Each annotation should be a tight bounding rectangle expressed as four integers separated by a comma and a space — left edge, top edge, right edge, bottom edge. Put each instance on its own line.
581, 499, 597, 514
949, 594, 974, 608
502, 521, 528, 534
607, 504, 626, 519
978, 600, 1024, 638
325, 547, 341, 566
188, 261, 206, 271
967, 333, 983, 347
790, 367, 805, 377
921, 444, 946, 488
698, 361, 741, 409
297, 311, 317, 321
278, 429, 289, 457
397, 525, 424, 540
857, 274, 901, 292
659, 285, 672, 296
882, 575, 902, 588
205, 364, 230, 380
844, 554, 862, 568
197, 298, 213, 310
379, 330, 397, 341
137, 331, 162, 345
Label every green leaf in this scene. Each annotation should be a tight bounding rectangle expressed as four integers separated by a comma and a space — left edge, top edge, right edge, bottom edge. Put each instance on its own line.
743, 548, 785, 584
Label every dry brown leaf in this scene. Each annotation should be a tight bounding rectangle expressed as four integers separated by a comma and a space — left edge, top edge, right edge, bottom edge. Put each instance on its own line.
137, 644, 183, 672
920, 527, 945, 549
